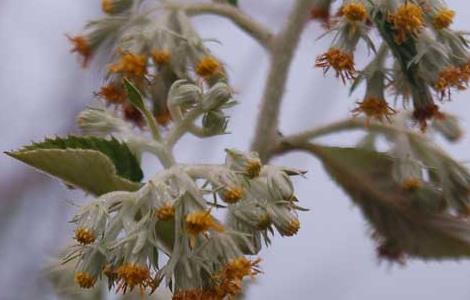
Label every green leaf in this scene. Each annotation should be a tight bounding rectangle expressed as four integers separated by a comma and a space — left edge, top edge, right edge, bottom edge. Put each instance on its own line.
308, 144, 470, 259
124, 78, 145, 111
6, 136, 143, 195
227, 0, 238, 6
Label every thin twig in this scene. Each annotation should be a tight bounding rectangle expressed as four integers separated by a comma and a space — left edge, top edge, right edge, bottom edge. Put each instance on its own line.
250, 0, 316, 162
165, 2, 274, 49
275, 117, 427, 155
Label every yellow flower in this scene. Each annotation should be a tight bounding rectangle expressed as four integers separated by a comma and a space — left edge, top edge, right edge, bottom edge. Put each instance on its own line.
212, 257, 261, 298
155, 202, 175, 220
352, 97, 396, 123
341, 2, 368, 23
315, 48, 356, 83
196, 56, 222, 78
67, 35, 92, 67
75, 272, 96, 289
389, 3, 424, 44
74, 227, 96, 245
116, 264, 152, 292
432, 9, 455, 30
222, 186, 244, 204
152, 49, 171, 66
434, 66, 467, 99
109, 51, 147, 77
221, 257, 261, 280
185, 210, 224, 235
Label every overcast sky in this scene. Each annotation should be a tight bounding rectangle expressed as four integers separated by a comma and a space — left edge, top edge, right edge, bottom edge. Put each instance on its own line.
2, 1, 470, 299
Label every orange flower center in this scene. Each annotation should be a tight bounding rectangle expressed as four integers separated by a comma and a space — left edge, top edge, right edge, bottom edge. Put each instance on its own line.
74, 227, 96, 245
75, 272, 96, 289
352, 97, 396, 122
196, 56, 222, 78
109, 51, 147, 77
222, 186, 244, 204
389, 3, 424, 44
342, 2, 368, 22
315, 48, 356, 82
155, 202, 175, 220
185, 211, 224, 235
432, 9, 455, 29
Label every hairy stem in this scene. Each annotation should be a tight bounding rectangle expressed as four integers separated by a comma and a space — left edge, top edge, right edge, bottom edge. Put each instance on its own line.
250, 0, 315, 162
275, 117, 426, 155
166, 2, 274, 49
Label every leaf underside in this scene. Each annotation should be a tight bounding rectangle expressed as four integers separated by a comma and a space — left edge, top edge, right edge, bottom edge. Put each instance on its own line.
309, 145, 470, 259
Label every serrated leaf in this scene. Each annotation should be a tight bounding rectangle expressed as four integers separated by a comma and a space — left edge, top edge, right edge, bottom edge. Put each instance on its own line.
6, 136, 143, 195
308, 144, 470, 259
124, 78, 145, 111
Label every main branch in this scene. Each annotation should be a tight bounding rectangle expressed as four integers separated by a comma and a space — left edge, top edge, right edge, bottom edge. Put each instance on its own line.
250, 0, 315, 162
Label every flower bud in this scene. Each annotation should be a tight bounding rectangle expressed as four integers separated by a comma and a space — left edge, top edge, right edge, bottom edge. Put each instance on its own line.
225, 149, 262, 179
202, 110, 228, 135
392, 157, 423, 191
167, 80, 202, 108
432, 113, 463, 142
201, 82, 232, 111
264, 166, 295, 201
269, 205, 300, 237
101, 0, 133, 15
77, 107, 128, 136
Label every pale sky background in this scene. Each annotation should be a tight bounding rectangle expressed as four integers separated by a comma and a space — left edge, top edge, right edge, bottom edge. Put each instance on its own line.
2, 1, 470, 299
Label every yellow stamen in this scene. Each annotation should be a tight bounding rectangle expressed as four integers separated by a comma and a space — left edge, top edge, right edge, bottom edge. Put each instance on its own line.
341, 2, 368, 23
315, 48, 356, 83
434, 66, 467, 99
155, 202, 175, 220
389, 3, 424, 44
75, 272, 96, 289
432, 9, 455, 29
67, 35, 92, 67
152, 49, 171, 66
196, 56, 222, 78
109, 51, 147, 77
212, 257, 261, 298
222, 186, 244, 204
172, 289, 219, 300
116, 264, 152, 292
352, 97, 396, 122
283, 218, 301, 237
74, 227, 96, 245
185, 210, 224, 235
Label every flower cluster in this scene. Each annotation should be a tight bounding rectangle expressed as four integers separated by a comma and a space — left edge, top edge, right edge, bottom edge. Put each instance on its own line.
66, 149, 302, 298
68, 2, 227, 128
315, 0, 469, 129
